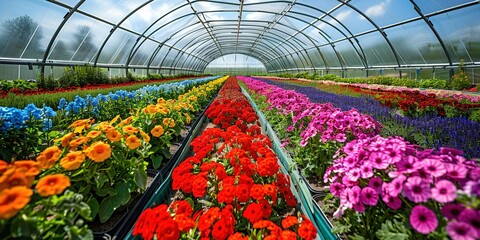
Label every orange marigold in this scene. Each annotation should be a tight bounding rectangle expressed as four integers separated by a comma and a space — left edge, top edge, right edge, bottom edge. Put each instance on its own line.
0, 170, 34, 191
13, 161, 39, 177
36, 146, 62, 169
84, 142, 111, 162
69, 136, 89, 149
55, 132, 75, 147
0, 186, 33, 219
126, 135, 141, 150
123, 125, 139, 135
151, 125, 165, 137
139, 130, 150, 142
163, 118, 175, 128
106, 129, 121, 142
86, 130, 102, 139
59, 151, 85, 170
0, 160, 8, 174
35, 174, 71, 197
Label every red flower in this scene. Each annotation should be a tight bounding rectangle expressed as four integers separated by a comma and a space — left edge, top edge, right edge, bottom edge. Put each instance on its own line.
192, 174, 208, 198
235, 184, 251, 203
227, 232, 249, 240
133, 208, 155, 240
171, 200, 193, 216
282, 231, 298, 240
212, 220, 230, 240
243, 202, 263, 224
218, 184, 235, 204
250, 184, 265, 200
298, 218, 317, 240
155, 218, 180, 240
174, 214, 195, 232
259, 199, 272, 218
198, 207, 221, 231
282, 216, 299, 229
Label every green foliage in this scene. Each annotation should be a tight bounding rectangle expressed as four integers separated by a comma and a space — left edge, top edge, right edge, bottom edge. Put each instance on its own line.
449, 60, 472, 90
58, 65, 109, 88
469, 109, 480, 122
376, 219, 412, 240
0, 79, 37, 92
419, 79, 447, 89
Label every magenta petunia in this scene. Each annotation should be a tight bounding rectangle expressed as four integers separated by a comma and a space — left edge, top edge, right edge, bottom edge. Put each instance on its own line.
353, 202, 365, 213
431, 180, 457, 203
446, 222, 478, 240
386, 175, 406, 197
458, 208, 480, 237
330, 183, 345, 197
384, 195, 402, 210
404, 176, 431, 203
445, 163, 468, 179
360, 187, 378, 206
422, 158, 447, 177
370, 152, 389, 170
340, 186, 361, 209
346, 168, 361, 182
441, 203, 466, 220
368, 176, 383, 194
396, 155, 419, 174
360, 162, 374, 179
410, 205, 438, 234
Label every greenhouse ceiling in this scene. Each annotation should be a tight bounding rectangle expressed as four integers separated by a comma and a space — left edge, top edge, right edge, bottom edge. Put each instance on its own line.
0, 0, 479, 74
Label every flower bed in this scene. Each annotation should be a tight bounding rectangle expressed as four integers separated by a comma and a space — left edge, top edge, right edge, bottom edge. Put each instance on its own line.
0, 77, 227, 239
132, 77, 318, 240
255, 78, 480, 159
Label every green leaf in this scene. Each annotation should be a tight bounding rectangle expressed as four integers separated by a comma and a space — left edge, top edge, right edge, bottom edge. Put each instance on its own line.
98, 196, 122, 223
376, 219, 411, 240
115, 183, 131, 206
94, 173, 108, 189
96, 187, 117, 197
10, 216, 36, 238
134, 167, 148, 190
152, 155, 163, 169
87, 197, 99, 220
75, 202, 93, 221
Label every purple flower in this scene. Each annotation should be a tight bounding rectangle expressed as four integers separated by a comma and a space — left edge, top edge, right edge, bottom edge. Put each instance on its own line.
463, 180, 480, 197
353, 202, 365, 213
384, 195, 402, 210
360, 162, 374, 179
445, 163, 468, 179
396, 155, 419, 174
410, 205, 438, 234
346, 168, 361, 182
369, 176, 383, 194
360, 187, 378, 206
404, 176, 431, 203
330, 183, 345, 197
422, 158, 447, 177
370, 152, 389, 170
446, 222, 478, 240
386, 175, 406, 197
431, 180, 457, 203
442, 203, 466, 220
459, 208, 480, 237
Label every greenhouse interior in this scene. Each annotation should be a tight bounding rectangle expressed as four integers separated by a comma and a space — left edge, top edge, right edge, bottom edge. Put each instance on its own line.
0, 0, 479, 239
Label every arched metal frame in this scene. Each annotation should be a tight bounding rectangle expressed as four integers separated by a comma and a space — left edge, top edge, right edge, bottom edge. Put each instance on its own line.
0, 0, 477, 77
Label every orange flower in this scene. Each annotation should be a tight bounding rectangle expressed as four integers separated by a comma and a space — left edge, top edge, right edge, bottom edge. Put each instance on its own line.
139, 130, 150, 143
84, 142, 111, 162
126, 135, 141, 150
144, 105, 159, 114
59, 151, 85, 170
123, 125, 139, 135
282, 216, 299, 229
157, 98, 166, 104
54, 132, 75, 147
86, 130, 102, 139
0, 169, 34, 191
106, 129, 122, 142
151, 125, 164, 137
35, 174, 71, 197
69, 136, 89, 149
0, 186, 33, 219
120, 116, 133, 126
0, 160, 9, 174
36, 146, 62, 169
163, 118, 175, 128
68, 119, 91, 128
13, 161, 40, 176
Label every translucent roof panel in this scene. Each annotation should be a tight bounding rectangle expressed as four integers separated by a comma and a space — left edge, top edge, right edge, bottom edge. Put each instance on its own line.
0, 0, 478, 75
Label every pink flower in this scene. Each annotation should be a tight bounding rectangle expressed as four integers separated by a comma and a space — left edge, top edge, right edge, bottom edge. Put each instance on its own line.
335, 133, 347, 142
360, 163, 373, 179
422, 158, 447, 177
360, 187, 378, 206
409, 205, 438, 234
387, 175, 406, 197
368, 176, 383, 194
384, 195, 402, 210
340, 186, 361, 209
446, 222, 478, 240
458, 209, 480, 237
330, 183, 345, 197
431, 180, 457, 203
441, 203, 465, 220
370, 152, 389, 170
445, 163, 468, 179
396, 155, 419, 174
353, 203, 365, 213
404, 176, 430, 203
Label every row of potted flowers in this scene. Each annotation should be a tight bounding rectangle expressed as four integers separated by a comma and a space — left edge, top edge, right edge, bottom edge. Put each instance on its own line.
1, 76, 220, 162
0, 76, 228, 239
238, 76, 480, 239
132, 76, 318, 240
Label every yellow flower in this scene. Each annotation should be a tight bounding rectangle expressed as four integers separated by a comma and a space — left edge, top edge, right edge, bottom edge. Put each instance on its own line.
0, 186, 33, 219
157, 98, 166, 104
36, 146, 62, 169
98, 122, 115, 133
122, 125, 139, 135
54, 132, 75, 147
84, 142, 111, 162
59, 151, 85, 170
163, 118, 175, 128
69, 136, 89, 149
35, 174, 71, 197
125, 135, 141, 150
86, 130, 102, 139
139, 130, 150, 142
144, 105, 159, 114
151, 125, 165, 137
106, 129, 122, 142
